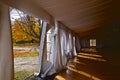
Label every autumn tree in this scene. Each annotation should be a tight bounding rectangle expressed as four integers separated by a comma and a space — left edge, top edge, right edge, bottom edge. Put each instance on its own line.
11, 8, 41, 43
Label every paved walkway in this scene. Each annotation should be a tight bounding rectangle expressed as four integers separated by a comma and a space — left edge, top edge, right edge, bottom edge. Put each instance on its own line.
14, 57, 39, 72
14, 47, 39, 52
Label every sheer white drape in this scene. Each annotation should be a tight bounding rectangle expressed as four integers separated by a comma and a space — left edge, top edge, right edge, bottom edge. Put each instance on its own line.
53, 25, 63, 72
59, 29, 68, 69
75, 37, 81, 52
66, 33, 73, 58
73, 36, 77, 56
39, 21, 81, 77
46, 28, 54, 63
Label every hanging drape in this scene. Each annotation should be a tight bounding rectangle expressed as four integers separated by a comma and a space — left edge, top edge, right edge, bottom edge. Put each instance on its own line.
53, 25, 64, 72
39, 21, 81, 78
59, 28, 68, 69
66, 33, 72, 58
39, 22, 56, 78
75, 37, 81, 53
73, 36, 77, 56
81, 39, 90, 48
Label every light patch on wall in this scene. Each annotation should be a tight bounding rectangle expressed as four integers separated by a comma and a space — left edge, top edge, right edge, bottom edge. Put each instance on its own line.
90, 39, 96, 47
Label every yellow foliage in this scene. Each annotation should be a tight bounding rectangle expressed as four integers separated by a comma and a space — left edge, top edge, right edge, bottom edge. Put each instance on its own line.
12, 20, 40, 43
30, 16, 35, 22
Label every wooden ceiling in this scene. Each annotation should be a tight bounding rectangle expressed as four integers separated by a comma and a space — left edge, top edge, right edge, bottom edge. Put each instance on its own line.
1, 0, 120, 35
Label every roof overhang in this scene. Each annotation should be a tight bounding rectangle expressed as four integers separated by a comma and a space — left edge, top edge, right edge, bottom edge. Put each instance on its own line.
1, 0, 120, 36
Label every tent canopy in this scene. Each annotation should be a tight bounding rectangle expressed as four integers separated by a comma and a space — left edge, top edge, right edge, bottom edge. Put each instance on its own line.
1, 0, 120, 36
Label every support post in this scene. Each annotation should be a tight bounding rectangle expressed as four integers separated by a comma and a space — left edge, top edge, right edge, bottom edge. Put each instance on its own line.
0, 3, 14, 80
39, 21, 47, 73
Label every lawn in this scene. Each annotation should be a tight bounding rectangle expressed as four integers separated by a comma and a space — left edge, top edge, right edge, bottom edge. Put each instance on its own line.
13, 44, 39, 80
14, 71, 34, 80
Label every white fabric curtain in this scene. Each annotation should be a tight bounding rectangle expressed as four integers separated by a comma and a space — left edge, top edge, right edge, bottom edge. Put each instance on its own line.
59, 29, 68, 69
46, 23, 76, 72
73, 36, 77, 56
53, 25, 63, 72
75, 37, 81, 52
46, 28, 54, 63
39, 21, 81, 77
66, 33, 74, 58
39, 22, 56, 78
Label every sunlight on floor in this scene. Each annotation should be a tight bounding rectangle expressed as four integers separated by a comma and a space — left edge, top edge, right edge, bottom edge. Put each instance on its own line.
78, 53, 106, 62
79, 53, 102, 57
56, 75, 66, 80
81, 48, 98, 53
73, 58, 86, 65
68, 67, 101, 80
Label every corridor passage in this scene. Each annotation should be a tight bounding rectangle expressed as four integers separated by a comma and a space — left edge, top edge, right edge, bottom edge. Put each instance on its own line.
55, 48, 120, 80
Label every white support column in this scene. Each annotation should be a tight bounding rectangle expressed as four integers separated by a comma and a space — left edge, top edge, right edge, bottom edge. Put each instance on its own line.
39, 21, 47, 73
0, 3, 14, 80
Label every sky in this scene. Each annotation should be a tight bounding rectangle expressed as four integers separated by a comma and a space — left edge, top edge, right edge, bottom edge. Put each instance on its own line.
10, 8, 42, 24
10, 9, 20, 21
10, 9, 25, 22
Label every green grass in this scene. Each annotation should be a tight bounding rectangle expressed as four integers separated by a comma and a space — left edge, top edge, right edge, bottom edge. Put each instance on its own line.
14, 71, 33, 80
